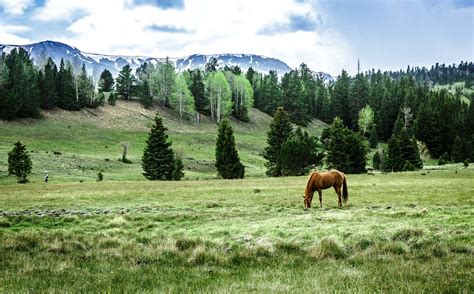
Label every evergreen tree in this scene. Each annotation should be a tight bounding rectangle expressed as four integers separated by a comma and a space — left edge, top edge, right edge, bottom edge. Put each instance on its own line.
451, 136, 464, 163
173, 157, 184, 180
255, 70, 282, 115
325, 117, 367, 173
205, 57, 218, 73
314, 77, 330, 122
116, 64, 135, 100
263, 107, 293, 176
0, 48, 40, 119
98, 69, 115, 92
215, 119, 244, 179
331, 70, 351, 128
8, 141, 32, 183
280, 128, 324, 176
368, 125, 378, 148
142, 113, 176, 180
387, 128, 422, 171
108, 91, 117, 105
39, 58, 57, 109
57, 60, 79, 110
372, 149, 384, 170
189, 69, 207, 114
77, 63, 94, 107
281, 69, 311, 126
135, 62, 153, 108
350, 73, 369, 129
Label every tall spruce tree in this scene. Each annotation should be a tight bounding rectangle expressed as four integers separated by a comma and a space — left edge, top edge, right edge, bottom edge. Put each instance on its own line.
263, 107, 293, 176
331, 70, 351, 128
189, 69, 207, 114
8, 141, 32, 183
142, 113, 176, 180
39, 58, 58, 109
451, 136, 464, 163
325, 117, 367, 173
387, 128, 422, 171
98, 69, 115, 92
215, 119, 244, 179
280, 128, 324, 176
116, 64, 135, 100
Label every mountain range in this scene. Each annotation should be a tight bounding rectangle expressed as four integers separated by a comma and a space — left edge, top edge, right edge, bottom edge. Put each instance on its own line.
0, 40, 333, 82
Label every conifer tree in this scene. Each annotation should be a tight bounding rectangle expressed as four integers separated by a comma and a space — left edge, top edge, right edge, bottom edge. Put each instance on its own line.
8, 141, 32, 183
325, 117, 367, 173
116, 64, 135, 100
263, 107, 293, 176
368, 125, 378, 148
280, 128, 324, 176
142, 113, 176, 180
173, 157, 184, 180
98, 69, 115, 92
331, 70, 351, 128
451, 136, 464, 163
39, 58, 57, 109
387, 128, 422, 171
189, 69, 207, 114
215, 119, 244, 179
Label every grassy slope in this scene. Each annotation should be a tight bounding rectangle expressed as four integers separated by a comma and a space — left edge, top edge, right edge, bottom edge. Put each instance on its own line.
2, 101, 322, 182
0, 170, 473, 292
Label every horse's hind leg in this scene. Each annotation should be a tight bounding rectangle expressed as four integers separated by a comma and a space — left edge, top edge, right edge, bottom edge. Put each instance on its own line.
335, 186, 342, 208
318, 189, 323, 209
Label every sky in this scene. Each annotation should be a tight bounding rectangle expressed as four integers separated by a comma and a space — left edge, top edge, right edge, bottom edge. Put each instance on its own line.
0, 0, 473, 75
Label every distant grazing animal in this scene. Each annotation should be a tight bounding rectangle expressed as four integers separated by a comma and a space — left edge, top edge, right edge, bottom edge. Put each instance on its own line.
303, 170, 348, 209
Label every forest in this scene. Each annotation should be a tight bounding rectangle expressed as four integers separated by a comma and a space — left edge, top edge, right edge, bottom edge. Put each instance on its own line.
1, 48, 473, 168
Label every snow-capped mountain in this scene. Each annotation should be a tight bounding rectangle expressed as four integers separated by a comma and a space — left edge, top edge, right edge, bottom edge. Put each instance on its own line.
0, 40, 333, 82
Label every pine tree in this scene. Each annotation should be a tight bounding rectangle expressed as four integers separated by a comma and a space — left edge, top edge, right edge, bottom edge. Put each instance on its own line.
263, 107, 293, 176
215, 119, 244, 179
173, 157, 184, 180
39, 58, 58, 109
325, 117, 367, 173
8, 141, 32, 183
451, 136, 464, 163
142, 113, 176, 180
57, 60, 79, 110
368, 125, 378, 148
116, 65, 135, 100
77, 63, 94, 107
331, 70, 351, 128
350, 73, 369, 129
98, 69, 115, 92
280, 128, 324, 176
387, 128, 422, 171
189, 69, 207, 114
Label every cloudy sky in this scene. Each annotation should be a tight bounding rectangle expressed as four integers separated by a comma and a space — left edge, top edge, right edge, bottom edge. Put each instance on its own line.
0, 0, 473, 75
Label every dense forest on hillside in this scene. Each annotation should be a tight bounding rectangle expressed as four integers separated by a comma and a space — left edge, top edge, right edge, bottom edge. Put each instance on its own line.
1, 48, 473, 163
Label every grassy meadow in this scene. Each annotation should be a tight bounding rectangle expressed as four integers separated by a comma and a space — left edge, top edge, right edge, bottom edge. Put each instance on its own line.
0, 102, 473, 292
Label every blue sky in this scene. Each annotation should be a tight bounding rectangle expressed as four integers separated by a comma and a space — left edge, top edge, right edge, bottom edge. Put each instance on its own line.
0, 0, 472, 75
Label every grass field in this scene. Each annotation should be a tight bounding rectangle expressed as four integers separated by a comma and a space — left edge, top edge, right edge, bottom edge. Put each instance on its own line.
0, 102, 473, 292
0, 170, 473, 292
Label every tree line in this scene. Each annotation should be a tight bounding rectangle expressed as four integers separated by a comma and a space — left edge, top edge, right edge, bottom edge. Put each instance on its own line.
1, 48, 473, 166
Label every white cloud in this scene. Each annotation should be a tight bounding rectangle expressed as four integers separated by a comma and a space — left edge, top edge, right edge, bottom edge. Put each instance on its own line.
31, 0, 352, 75
0, 0, 32, 15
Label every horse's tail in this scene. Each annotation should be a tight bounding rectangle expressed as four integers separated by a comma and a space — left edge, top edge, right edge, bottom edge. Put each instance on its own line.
342, 173, 349, 204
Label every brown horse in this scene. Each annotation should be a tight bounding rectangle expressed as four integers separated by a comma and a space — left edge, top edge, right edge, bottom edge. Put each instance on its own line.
303, 170, 348, 209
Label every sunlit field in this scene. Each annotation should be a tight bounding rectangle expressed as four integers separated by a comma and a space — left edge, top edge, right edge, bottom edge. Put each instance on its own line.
0, 170, 472, 292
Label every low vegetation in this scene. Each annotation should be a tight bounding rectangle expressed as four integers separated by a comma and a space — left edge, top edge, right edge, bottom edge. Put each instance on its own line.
0, 170, 472, 292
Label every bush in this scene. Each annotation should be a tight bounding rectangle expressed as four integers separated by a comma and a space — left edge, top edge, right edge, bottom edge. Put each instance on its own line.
402, 161, 416, 171
438, 152, 450, 165
97, 172, 103, 181
463, 160, 469, 168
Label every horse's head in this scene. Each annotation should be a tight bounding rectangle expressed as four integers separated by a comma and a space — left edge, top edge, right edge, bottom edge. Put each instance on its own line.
303, 193, 311, 209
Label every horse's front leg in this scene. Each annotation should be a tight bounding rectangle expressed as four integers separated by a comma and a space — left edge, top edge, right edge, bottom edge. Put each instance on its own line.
318, 189, 323, 209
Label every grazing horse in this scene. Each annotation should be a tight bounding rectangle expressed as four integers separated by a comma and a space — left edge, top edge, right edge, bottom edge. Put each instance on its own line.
303, 170, 348, 209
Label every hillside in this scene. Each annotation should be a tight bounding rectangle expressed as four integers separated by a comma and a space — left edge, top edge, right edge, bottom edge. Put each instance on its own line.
0, 101, 326, 183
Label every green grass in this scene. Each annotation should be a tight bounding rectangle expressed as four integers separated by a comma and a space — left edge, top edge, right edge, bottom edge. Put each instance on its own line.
0, 101, 472, 292
0, 170, 473, 292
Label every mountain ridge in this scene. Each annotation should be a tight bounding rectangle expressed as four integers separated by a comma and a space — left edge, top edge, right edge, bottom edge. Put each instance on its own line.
0, 40, 333, 82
